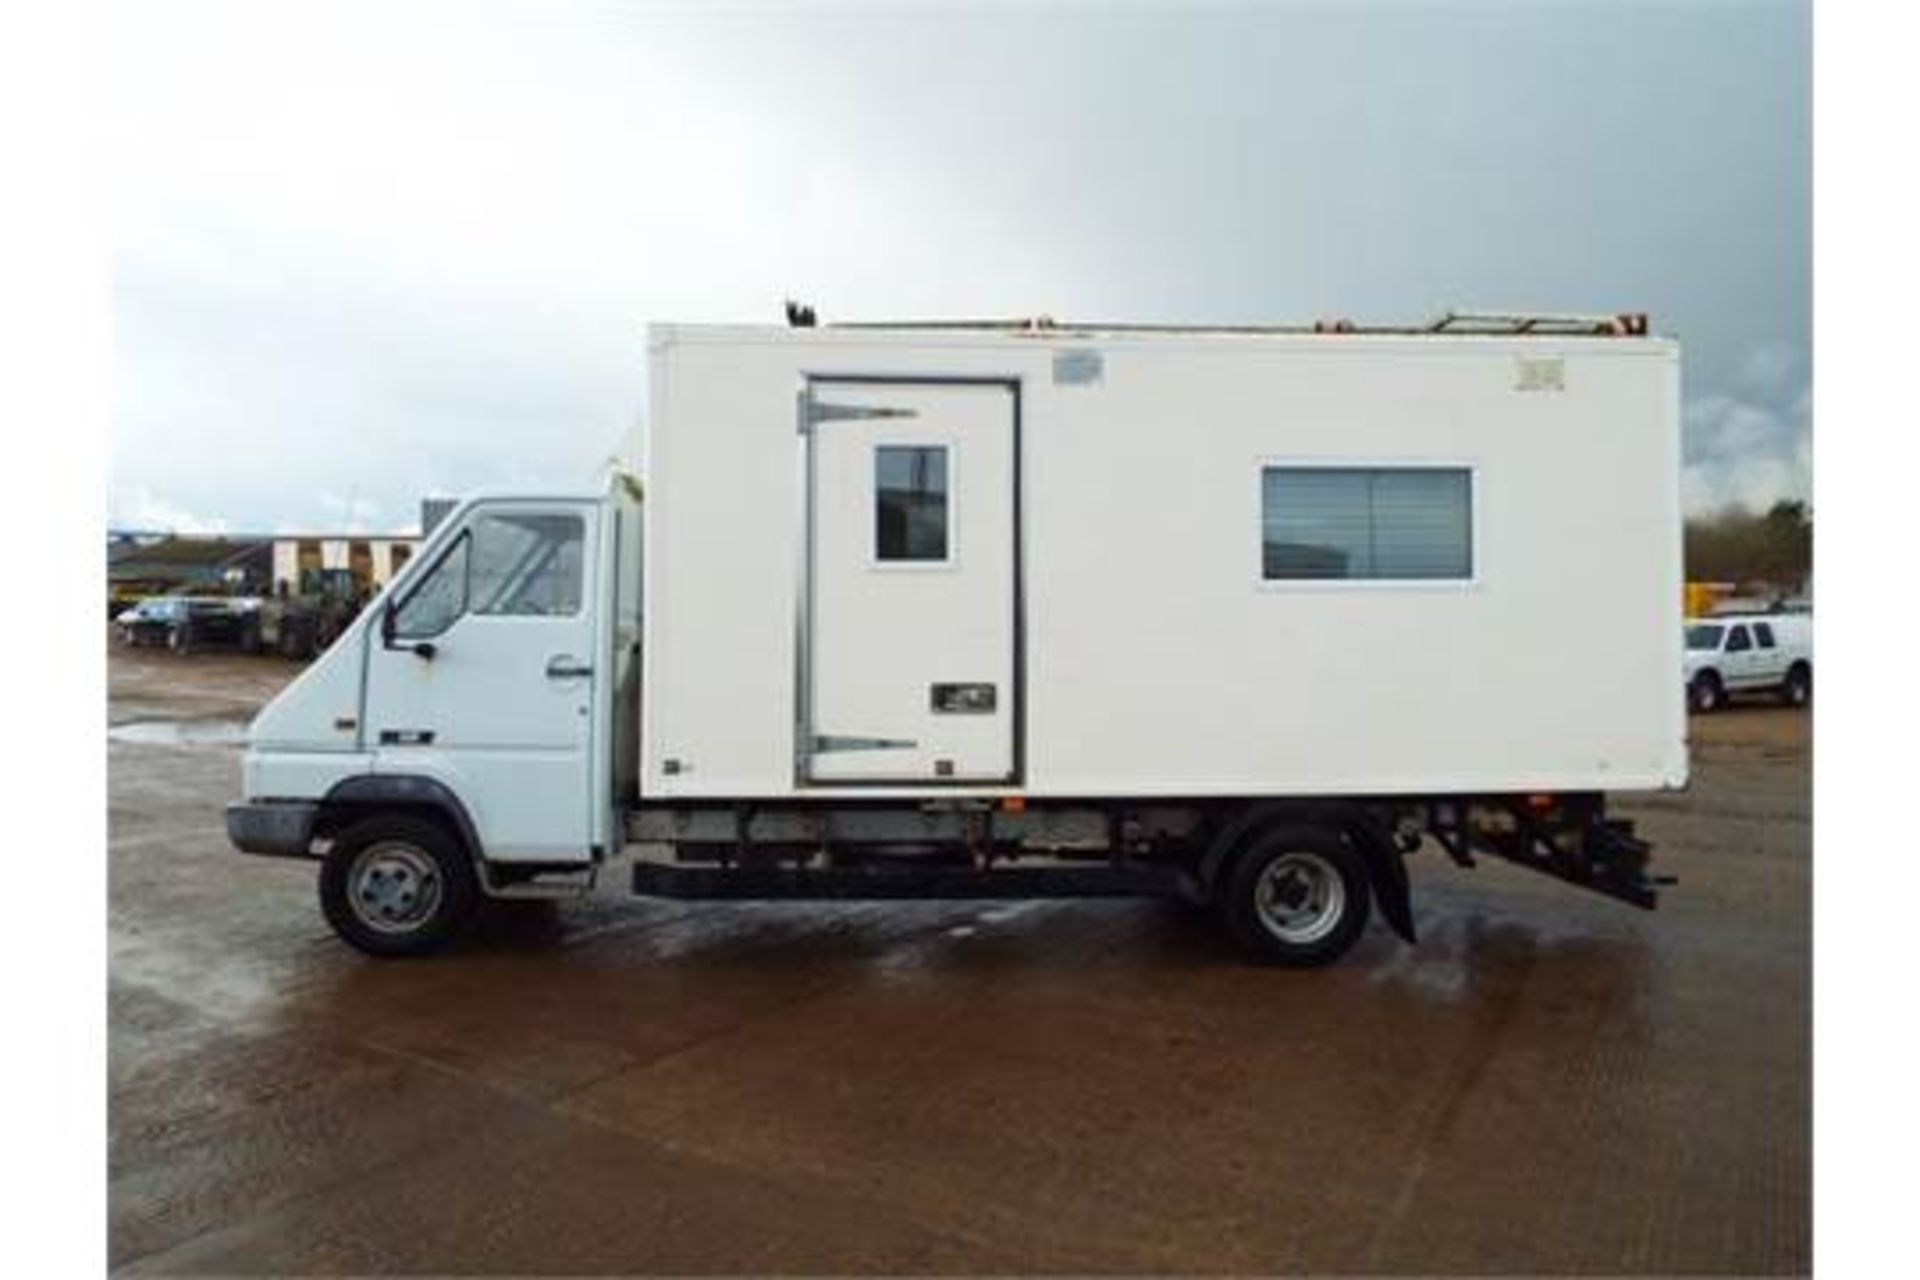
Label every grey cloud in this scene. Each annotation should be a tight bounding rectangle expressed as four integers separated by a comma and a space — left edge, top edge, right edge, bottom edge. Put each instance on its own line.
108, 0, 1809, 528
1682, 341, 1811, 514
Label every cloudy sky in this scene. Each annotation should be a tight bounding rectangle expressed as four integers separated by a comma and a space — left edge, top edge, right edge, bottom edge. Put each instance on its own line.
107, 0, 1810, 533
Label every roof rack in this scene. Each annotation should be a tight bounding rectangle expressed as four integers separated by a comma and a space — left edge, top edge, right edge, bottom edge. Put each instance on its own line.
811, 309, 1651, 338
1425, 310, 1649, 336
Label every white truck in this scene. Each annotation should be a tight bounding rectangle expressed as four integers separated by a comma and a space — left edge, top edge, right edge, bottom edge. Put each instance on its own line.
228, 313, 1684, 966
1684, 613, 1813, 712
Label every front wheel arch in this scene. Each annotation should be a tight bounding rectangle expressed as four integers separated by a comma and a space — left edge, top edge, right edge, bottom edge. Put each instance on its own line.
318, 774, 486, 867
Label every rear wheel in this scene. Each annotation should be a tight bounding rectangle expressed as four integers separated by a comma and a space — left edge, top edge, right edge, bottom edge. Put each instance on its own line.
1781, 663, 1811, 708
320, 815, 479, 957
1216, 825, 1372, 966
1689, 671, 1724, 714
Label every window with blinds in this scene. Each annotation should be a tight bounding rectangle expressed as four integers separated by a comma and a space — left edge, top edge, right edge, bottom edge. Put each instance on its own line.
1261, 466, 1473, 581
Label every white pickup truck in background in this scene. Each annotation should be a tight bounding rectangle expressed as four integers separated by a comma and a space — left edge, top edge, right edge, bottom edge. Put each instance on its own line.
1684, 613, 1813, 712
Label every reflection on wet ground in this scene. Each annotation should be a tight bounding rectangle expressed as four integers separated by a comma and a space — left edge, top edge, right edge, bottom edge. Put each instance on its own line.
107, 718, 249, 747
107, 643, 1809, 1275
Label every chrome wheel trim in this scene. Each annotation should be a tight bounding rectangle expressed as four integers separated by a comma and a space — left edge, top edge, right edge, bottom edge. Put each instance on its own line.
1253, 851, 1346, 946
347, 842, 443, 935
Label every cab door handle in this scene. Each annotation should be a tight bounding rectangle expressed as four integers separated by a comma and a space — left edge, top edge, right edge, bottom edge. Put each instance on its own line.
545, 655, 593, 679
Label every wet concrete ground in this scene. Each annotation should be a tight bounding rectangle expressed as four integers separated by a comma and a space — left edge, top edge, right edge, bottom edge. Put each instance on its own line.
109, 641, 1809, 1275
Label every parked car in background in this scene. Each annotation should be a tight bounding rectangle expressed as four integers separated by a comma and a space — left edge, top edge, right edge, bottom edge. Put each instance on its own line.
1684, 613, 1812, 712
114, 596, 252, 653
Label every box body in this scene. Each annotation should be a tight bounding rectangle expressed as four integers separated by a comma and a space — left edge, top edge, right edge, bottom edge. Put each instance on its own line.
641, 325, 1685, 800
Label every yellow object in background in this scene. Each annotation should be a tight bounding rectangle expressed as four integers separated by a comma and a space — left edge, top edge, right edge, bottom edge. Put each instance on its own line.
1685, 582, 1736, 618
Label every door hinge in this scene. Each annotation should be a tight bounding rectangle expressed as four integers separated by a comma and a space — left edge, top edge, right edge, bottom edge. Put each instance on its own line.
811, 733, 918, 754
802, 399, 918, 430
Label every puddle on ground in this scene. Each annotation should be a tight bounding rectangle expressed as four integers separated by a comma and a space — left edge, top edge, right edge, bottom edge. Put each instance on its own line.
108, 719, 250, 747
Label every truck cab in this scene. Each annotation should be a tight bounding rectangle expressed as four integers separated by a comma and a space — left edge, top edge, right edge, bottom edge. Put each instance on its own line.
227, 482, 644, 950
1683, 614, 1813, 712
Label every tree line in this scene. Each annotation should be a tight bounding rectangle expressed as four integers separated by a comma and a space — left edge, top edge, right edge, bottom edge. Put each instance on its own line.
1684, 500, 1812, 588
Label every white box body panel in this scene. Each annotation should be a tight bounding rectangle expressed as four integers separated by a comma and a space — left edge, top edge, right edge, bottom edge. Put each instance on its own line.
642, 326, 1685, 801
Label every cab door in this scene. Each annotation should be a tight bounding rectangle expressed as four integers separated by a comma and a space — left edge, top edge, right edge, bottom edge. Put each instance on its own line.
1750, 621, 1784, 684
1721, 623, 1761, 689
364, 501, 599, 861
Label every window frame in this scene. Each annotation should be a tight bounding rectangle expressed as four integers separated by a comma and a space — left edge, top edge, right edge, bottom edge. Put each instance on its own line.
1254, 457, 1481, 591
870, 439, 960, 572
1686, 623, 1727, 652
1726, 624, 1753, 653
1754, 622, 1776, 649
384, 505, 590, 643
467, 511, 587, 619
387, 529, 472, 641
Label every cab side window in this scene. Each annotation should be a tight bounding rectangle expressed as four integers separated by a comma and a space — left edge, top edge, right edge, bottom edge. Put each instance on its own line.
470, 513, 584, 616
1726, 624, 1753, 653
1754, 623, 1775, 648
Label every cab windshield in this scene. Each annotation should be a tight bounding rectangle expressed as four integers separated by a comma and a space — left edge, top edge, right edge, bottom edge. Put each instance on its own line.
1686, 624, 1726, 651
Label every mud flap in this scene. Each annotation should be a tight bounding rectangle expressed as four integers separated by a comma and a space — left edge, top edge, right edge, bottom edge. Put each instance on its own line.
1352, 827, 1417, 945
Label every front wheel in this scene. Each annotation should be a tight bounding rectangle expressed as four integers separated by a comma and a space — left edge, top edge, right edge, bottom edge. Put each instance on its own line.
1217, 825, 1373, 966
320, 815, 479, 957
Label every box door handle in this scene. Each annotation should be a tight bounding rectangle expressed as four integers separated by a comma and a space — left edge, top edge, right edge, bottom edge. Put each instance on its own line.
546, 655, 593, 679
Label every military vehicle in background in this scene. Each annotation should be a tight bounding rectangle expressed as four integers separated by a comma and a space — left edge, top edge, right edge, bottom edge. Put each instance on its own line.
248, 567, 370, 660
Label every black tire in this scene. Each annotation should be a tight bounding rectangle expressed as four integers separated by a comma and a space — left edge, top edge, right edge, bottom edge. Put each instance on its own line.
319, 814, 479, 957
1689, 671, 1724, 714
1781, 663, 1811, 708
1215, 824, 1373, 967
168, 624, 190, 655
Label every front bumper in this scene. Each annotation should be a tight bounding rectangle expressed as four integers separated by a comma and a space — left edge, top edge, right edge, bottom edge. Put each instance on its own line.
225, 801, 320, 859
